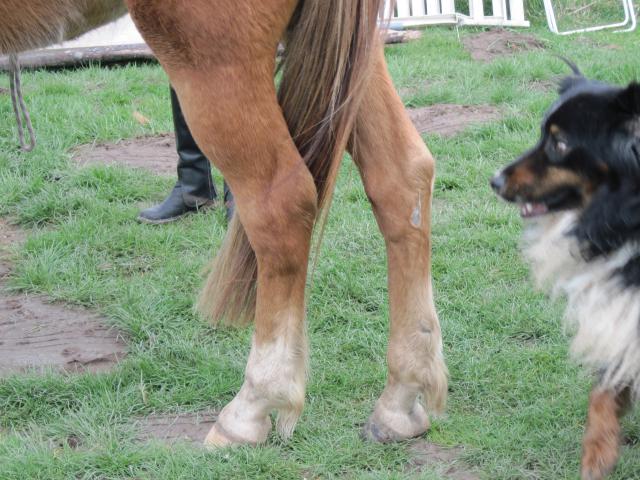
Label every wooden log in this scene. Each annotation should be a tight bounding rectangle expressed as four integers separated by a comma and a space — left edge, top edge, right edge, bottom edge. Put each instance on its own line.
384, 29, 423, 44
0, 31, 421, 71
0, 44, 154, 71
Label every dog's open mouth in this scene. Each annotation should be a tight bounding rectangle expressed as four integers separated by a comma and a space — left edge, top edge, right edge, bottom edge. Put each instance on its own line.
519, 202, 549, 218
516, 188, 582, 219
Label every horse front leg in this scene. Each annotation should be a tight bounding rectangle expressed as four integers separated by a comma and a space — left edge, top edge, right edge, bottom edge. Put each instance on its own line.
350, 44, 447, 442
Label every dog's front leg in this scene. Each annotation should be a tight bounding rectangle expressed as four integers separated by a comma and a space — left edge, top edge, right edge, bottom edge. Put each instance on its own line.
581, 386, 631, 480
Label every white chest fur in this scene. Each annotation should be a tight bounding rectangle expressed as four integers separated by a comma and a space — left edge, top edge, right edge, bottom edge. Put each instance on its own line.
523, 212, 640, 395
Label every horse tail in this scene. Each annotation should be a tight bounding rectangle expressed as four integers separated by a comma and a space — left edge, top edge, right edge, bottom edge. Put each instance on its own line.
198, 0, 385, 326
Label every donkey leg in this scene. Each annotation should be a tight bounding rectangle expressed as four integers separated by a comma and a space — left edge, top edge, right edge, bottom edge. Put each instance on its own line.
350, 45, 447, 443
581, 386, 631, 480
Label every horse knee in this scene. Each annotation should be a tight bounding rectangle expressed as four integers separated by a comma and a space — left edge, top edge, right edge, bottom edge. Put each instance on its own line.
365, 145, 435, 243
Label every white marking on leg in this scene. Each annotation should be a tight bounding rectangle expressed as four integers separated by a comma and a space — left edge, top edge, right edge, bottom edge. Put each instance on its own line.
211, 308, 307, 444
411, 190, 422, 227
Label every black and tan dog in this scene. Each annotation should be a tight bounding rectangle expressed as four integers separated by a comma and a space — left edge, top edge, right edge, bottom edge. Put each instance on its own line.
491, 69, 640, 480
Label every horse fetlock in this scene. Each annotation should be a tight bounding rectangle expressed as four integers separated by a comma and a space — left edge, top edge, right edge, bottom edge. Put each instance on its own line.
410, 342, 448, 413
245, 366, 306, 440
265, 368, 306, 439
422, 351, 448, 413
387, 329, 447, 413
276, 400, 304, 439
246, 334, 307, 436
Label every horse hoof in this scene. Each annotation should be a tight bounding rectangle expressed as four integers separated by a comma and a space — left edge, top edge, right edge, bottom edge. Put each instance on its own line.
204, 424, 237, 448
361, 405, 430, 443
361, 418, 400, 443
203, 419, 270, 448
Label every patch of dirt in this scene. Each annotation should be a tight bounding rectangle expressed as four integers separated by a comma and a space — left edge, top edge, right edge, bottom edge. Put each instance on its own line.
408, 104, 501, 137
72, 134, 176, 176
575, 36, 623, 52
0, 87, 8, 96
409, 441, 480, 480
463, 29, 545, 62
0, 219, 25, 279
136, 412, 218, 445
71, 103, 496, 172
530, 79, 557, 93
398, 80, 432, 99
0, 297, 127, 375
0, 220, 126, 376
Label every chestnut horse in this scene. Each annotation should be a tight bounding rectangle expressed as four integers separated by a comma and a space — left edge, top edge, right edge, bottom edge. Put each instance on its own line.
1, 0, 447, 446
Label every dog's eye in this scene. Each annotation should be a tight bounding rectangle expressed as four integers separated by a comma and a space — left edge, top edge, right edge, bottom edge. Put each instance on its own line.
556, 140, 568, 154
544, 136, 569, 164
547, 124, 570, 159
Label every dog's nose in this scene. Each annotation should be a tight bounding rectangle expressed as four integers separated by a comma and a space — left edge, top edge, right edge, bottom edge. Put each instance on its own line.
490, 173, 506, 193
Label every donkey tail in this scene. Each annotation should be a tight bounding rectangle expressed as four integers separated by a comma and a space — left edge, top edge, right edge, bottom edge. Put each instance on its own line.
197, 0, 385, 326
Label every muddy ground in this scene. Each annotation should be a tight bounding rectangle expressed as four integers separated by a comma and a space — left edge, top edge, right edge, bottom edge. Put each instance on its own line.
408, 104, 501, 137
135, 412, 219, 445
132, 412, 480, 480
409, 441, 480, 479
463, 29, 545, 62
71, 103, 501, 176
0, 220, 126, 376
72, 134, 176, 176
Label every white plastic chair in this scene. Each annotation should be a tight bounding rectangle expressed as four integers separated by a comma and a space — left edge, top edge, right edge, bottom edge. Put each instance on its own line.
544, 0, 636, 35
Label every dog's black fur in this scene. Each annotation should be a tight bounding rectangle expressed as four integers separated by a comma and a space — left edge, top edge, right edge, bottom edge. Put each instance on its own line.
562, 80, 640, 261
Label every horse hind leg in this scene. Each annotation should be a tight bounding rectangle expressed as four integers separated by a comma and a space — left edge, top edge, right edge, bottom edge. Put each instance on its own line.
350, 44, 448, 442
127, 0, 313, 446
178, 69, 316, 445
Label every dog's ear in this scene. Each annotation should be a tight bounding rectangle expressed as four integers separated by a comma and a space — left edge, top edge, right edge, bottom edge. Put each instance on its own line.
615, 82, 640, 115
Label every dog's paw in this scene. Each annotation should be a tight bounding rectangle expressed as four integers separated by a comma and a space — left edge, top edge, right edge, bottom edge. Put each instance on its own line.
581, 436, 619, 480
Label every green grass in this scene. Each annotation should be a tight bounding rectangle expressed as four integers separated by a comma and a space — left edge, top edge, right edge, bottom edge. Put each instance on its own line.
455, 0, 629, 24
1, 23, 640, 479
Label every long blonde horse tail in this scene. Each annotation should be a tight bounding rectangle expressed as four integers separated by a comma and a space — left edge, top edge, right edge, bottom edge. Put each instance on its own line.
197, 0, 385, 326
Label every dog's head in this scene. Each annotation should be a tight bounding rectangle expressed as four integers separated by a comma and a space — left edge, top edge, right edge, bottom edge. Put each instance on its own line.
492, 74, 640, 217
491, 72, 640, 256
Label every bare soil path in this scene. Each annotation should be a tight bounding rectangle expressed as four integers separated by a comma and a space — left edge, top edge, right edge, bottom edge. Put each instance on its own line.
463, 29, 545, 63
70, 103, 502, 177
408, 104, 501, 137
0, 220, 126, 376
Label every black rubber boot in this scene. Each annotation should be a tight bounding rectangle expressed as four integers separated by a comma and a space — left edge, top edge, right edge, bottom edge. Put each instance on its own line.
138, 88, 217, 224
224, 181, 235, 222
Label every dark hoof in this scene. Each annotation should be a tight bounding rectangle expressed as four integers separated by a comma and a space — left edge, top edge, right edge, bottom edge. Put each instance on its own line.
361, 419, 401, 443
